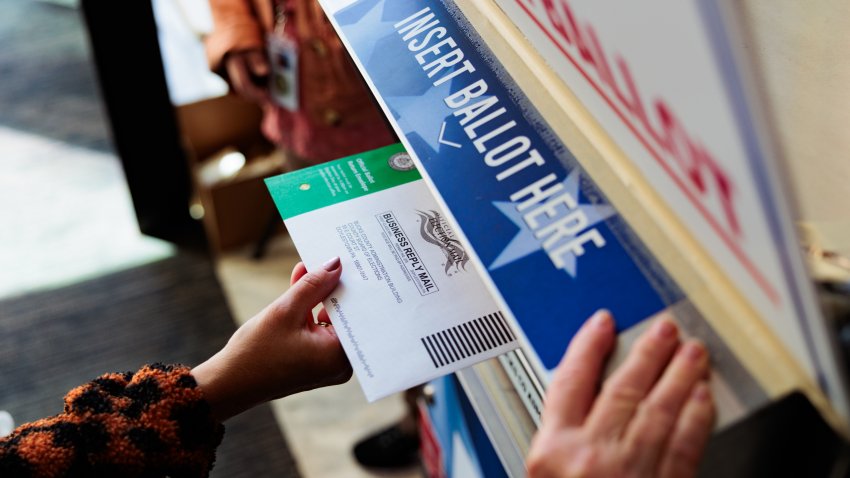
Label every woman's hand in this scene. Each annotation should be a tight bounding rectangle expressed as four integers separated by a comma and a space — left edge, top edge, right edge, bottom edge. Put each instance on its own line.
192, 259, 352, 421
527, 311, 715, 478
224, 48, 271, 104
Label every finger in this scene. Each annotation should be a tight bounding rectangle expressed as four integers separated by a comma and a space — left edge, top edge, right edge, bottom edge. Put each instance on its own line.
308, 307, 336, 334
542, 310, 616, 428
659, 381, 715, 478
226, 54, 267, 102
226, 56, 252, 93
585, 318, 680, 438
309, 308, 341, 343
290, 262, 316, 327
306, 307, 352, 385
624, 340, 709, 472
314, 307, 332, 326
277, 257, 342, 319
246, 49, 270, 77
290, 262, 307, 286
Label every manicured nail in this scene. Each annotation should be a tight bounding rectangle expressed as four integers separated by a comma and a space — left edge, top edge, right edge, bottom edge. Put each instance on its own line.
683, 341, 706, 362
323, 256, 341, 271
692, 382, 711, 402
591, 310, 613, 330
654, 319, 677, 340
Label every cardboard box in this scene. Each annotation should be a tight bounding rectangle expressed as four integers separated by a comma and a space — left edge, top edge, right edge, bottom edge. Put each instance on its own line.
176, 94, 284, 253
194, 151, 284, 253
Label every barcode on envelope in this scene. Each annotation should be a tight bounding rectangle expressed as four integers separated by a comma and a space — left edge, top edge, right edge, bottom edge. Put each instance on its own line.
420, 312, 515, 368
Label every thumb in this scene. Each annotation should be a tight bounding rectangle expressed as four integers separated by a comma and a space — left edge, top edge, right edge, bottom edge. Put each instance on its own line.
281, 257, 342, 317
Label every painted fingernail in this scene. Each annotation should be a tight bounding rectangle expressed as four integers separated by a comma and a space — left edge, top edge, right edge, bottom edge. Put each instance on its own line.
323, 256, 341, 271
591, 310, 613, 330
684, 341, 706, 362
654, 320, 677, 339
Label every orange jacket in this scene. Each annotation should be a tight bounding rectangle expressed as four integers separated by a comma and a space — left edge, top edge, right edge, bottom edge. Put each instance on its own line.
205, 0, 274, 73
0, 365, 224, 476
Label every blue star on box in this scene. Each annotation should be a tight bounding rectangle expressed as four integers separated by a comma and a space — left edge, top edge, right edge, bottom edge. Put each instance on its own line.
489, 170, 616, 277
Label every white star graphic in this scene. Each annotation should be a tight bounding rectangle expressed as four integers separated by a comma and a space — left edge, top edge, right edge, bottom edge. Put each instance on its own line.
335, 1, 393, 57
489, 170, 616, 277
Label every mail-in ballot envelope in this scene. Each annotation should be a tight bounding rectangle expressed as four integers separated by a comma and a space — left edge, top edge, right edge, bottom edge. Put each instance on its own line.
266, 143, 518, 401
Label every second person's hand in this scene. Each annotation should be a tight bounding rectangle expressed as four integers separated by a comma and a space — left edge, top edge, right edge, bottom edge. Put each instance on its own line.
224, 48, 271, 104
527, 311, 715, 478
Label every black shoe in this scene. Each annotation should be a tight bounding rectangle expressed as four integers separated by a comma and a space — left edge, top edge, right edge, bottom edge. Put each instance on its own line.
353, 424, 420, 469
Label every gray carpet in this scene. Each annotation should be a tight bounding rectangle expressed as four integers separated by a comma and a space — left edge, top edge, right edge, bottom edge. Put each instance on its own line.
0, 253, 300, 477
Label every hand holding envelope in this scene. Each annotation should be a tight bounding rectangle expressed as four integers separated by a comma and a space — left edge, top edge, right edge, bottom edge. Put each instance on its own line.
266, 144, 519, 400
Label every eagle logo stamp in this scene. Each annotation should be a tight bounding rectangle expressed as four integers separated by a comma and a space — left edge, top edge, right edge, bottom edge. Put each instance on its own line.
416, 210, 470, 275
388, 152, 416, 171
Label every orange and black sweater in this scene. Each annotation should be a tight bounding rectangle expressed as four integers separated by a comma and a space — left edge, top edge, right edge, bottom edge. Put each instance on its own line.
0, 364, 224, 477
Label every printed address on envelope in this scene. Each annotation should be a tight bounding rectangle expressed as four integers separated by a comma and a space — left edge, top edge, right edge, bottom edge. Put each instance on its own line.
266, 144, 518, 401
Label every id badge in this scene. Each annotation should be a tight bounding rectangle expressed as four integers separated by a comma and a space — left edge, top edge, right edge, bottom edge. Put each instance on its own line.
268, 33, 299, 111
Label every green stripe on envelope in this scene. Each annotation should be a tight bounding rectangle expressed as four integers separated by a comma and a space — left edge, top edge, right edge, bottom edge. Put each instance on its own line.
265, 143, 421, 219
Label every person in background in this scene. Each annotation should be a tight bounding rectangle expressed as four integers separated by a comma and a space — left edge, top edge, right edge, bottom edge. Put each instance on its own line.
205, 0, 395, 169
0, 260, 714, 477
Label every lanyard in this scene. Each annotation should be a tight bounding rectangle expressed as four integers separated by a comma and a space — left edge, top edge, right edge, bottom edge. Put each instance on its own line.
273, 0, 294, 35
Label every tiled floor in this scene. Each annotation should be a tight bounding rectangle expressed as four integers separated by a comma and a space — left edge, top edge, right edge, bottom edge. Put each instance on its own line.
215, 236, 425, 478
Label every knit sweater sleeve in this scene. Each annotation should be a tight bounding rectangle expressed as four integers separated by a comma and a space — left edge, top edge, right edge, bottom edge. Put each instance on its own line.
0, 364, 224, 478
